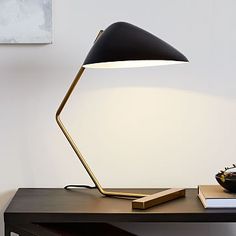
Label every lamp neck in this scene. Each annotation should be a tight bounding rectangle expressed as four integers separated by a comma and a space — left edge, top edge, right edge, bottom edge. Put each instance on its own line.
94, 30, 104, 43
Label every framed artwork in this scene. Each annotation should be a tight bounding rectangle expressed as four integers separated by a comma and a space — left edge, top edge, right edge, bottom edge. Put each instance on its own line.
0, 0, 52, 44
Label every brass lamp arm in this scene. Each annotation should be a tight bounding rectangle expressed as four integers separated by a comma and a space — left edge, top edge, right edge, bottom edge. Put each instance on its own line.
56, 66, 147, 198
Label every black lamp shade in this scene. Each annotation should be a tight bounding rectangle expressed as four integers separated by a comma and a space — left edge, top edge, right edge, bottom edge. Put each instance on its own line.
83, 22, 188, 68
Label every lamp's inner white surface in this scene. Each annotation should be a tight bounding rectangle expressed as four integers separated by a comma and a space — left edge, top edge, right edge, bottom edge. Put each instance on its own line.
83, 60, 187, 69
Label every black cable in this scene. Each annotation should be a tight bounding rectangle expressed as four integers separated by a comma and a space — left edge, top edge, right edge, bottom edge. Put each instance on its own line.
64, 184, 97, 190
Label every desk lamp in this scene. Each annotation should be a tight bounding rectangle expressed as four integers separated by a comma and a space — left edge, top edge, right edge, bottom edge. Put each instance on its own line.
56, 22, 188, 208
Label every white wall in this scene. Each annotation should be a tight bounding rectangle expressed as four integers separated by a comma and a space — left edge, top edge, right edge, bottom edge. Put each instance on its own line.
1, 0, 236, 235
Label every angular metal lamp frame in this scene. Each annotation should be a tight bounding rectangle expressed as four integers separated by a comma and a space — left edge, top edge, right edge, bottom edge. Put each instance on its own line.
56, 66, 148, 198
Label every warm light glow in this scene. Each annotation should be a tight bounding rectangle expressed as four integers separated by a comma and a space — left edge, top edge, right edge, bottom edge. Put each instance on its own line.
83, 60, 188, 69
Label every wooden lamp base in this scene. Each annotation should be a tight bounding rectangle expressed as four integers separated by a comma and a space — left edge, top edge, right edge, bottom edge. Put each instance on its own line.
132, 188, 186, 209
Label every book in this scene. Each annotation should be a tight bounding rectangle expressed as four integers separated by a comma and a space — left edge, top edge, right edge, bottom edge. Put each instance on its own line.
198, 185, 236, 208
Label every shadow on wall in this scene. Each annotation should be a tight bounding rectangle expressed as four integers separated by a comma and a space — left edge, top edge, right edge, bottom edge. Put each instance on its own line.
113, 222, 236, 236
0, 190, 17, 236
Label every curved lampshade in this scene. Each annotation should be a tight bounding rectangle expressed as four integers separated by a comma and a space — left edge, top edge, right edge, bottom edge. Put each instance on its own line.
83, 22, 188, 69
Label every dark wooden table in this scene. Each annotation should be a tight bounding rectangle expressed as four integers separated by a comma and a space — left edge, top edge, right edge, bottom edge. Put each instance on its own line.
4, 188, 236, 236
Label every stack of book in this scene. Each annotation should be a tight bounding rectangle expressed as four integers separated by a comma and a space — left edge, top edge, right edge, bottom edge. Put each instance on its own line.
198, 185, 236, 208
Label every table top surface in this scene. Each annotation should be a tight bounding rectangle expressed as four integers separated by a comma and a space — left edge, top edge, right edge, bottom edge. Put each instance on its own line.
5, 188, 236, 223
